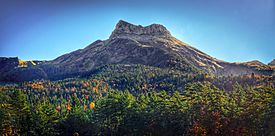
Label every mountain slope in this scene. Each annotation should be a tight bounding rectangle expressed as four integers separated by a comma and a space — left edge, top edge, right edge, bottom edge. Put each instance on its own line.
0, 57, 47, 82
49, 20, 269, 76
0, 20, 273, 82
268, 59, 275, 66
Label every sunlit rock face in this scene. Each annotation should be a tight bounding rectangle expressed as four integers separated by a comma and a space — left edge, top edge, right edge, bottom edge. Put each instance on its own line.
0, 20, 273, 82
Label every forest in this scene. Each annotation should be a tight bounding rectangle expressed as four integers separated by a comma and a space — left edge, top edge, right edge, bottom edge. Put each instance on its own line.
0, 65, 275, 136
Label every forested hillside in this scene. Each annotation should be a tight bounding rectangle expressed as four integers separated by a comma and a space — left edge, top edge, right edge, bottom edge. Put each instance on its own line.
1, 70, 275, 135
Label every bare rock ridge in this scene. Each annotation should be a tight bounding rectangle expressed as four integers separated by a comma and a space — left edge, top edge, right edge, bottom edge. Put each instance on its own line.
0, 20, 274, 82
110, 20, 172, 39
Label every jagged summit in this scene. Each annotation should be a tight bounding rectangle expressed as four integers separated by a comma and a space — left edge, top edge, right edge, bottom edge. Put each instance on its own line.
110, 20, 172, 39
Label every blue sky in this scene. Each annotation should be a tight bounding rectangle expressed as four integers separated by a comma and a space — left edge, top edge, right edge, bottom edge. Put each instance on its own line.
0, 0, 274, 63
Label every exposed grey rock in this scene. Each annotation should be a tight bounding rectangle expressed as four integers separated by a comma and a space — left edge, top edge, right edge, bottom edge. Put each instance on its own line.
110, 20, 172, 39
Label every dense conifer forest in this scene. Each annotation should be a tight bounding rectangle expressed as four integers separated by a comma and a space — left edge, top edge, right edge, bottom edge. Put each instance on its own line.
1, 65, 275, 135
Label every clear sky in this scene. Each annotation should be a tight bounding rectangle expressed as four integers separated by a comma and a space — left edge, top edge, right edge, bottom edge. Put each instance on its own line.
0, 0, 274, 63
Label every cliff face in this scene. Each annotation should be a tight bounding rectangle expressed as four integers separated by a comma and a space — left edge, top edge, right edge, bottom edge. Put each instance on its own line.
109, 20, 172, 38
0, 20, 273, 82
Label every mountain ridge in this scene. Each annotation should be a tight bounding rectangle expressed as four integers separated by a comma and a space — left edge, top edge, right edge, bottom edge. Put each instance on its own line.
110, 20, 172, 39
268, 59, 275, 66
0, 20, 274, 82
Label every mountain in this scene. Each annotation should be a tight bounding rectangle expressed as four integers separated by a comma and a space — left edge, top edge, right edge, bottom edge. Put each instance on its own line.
0, 57, 47, 82
48, 20, 269, 76
237, 60, 274, 74
268, 59, 275, 75
0, 20, 273, 82
268, 59, 275, 66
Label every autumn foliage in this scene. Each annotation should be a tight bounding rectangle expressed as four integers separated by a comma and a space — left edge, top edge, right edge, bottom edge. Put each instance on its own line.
0, 75, 274, 135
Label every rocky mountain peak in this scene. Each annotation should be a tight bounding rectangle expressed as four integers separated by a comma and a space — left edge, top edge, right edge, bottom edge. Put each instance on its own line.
110, 20, 172, 39
2, 20, 273, 82
268, 59, 275, 66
